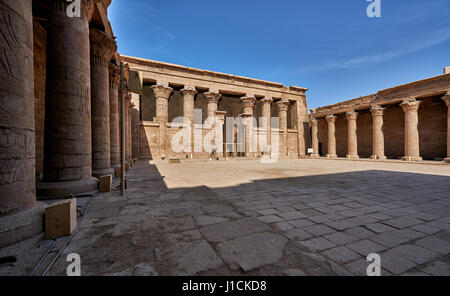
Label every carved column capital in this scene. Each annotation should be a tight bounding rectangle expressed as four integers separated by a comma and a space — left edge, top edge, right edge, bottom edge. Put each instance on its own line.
204, 92, 222, 104
310, 117, 318, 127
442, 93, 450, 106
325, 114, 337, 123
181, 87, 197, 97
400, 98, 421, 113
261, 97, 273, 104
277, 101, 289, 112
109, 63, 120, 89
90, 28, 117, 66
371, 105, 384, 117
151, 85, 173, 99
241, 96, 256, 108
346, 111, 358, 121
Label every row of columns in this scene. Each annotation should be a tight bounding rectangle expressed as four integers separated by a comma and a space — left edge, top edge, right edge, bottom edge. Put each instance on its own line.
149, 84, 294, 158
310, 94, 450, 162
39, 0, 132, 197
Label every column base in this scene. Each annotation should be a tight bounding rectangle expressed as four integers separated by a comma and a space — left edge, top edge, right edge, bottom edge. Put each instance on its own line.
346, 155, 360, 159
326, 154, 337, 159
36, 177, 98, 199
445, 158, 450, 163
403, 156, 423, 161
0, 203, 45, 249
310, 154, 320, 158
93, 168, 114, 179
371, 155, 387, 160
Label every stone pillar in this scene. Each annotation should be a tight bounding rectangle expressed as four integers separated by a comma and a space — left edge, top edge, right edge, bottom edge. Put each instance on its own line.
109, 64, 120, 173
277, 101, 289, 157
215, 111, 227, 158
39, 0, 98, 197
261, 97, 273, 155
181, 87, 197, 158
90, 28, 116, 177
152, 85, 173, 159
400, 99, 422, 161
325, 115, 337, 158
241, 97, 256, 157
370, 105, 386, 160
125, 94, 133, 163
346, 111, 359, 159
442, 93, 450, 162
0, 0, 35, 215
205, 92, 221, 119
310, 118, 320, 157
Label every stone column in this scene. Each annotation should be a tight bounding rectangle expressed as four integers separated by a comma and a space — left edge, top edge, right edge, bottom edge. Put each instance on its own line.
215, 111, 227, 158
261, 97, 272, 155
346, 111, 359, 159
181, 87, 197, 158
442, 93, 450, 162
277, 101, 289, 157
205, 92, 221, 119
39, 0, 98, 197
241, 97, 256, 158
325, 115, 337, 158
400, 99, 422, 161
151, 85, 173, 159
90, 28, 116, 177
109, 64, 120, 174
310, 118, 320, 157
0, 0, 35, 215
125, 94, 133, 163
370, 105, 386, 160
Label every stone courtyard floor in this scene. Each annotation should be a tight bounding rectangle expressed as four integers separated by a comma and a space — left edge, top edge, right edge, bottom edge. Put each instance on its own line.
47, 158, 450, 276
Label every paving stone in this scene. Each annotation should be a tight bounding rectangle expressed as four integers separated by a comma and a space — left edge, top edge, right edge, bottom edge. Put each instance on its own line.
379, 251, 416, 275
420, 261, 450, 276
283, 269, 306, 276
416, 235, 450, 255
273, 221, 294, 232
365, 223, 397, 234
325, 220, 358, 231
345, 227, 376, 239
370, 232, 410, 248
258, 208, 280, 215
201, 204, 233, 214
344, 259, 368, 276
194, 215, 230, 227
285, 228, 314, 241
258, 215, 284, 224
299, 208, 323, 217
217, 232, 288, 272
298, 237, 337, 251
323, 246, 361, 264
278, 211, 306, 221
304, 224, 335, 236
200, 218, 271, 243
288, 219, 316, 228
383, 216, 423, 229
346, 240, 386, 256
324, 232, 358, 245
388, 245, 438, 265
411, 224, 440, 235
155, 240, 223, 275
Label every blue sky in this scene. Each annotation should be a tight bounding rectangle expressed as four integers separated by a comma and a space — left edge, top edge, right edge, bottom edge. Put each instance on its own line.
109, 0, 450, 109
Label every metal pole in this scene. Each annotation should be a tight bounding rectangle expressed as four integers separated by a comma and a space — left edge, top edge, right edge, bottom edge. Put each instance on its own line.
119, 62, 126, 196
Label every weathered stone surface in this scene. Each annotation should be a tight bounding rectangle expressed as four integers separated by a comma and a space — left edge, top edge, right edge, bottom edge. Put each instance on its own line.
217, 232, 288, 272
194, 215, 230, 227
200, 218, 271, 243
155, 240, 223, 275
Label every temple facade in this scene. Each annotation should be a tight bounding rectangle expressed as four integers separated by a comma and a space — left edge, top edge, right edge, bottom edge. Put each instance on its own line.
310, 73, 450, 162
121, 55, 310, 161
